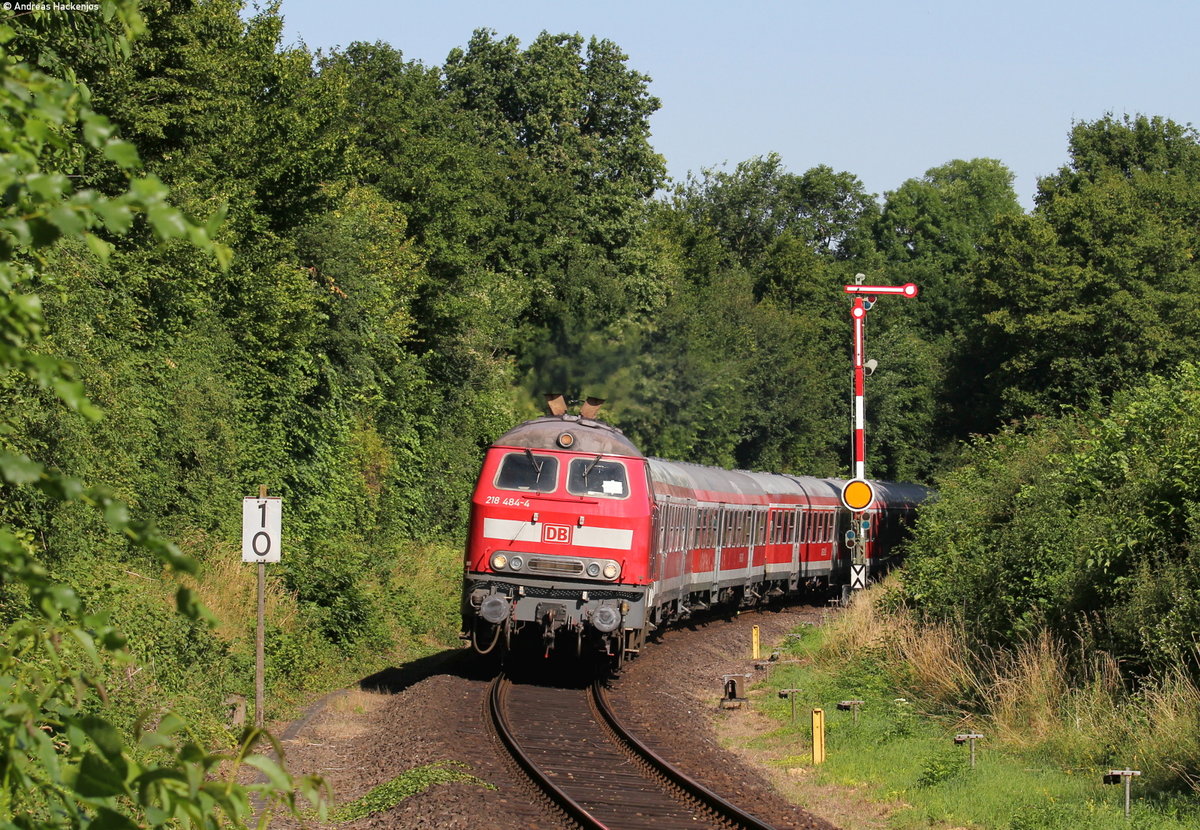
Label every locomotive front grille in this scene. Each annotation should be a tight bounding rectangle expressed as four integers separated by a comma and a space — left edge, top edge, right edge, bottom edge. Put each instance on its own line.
528, 558, 584, 575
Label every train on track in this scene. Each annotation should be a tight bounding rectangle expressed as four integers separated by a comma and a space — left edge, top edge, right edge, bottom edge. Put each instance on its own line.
461, 399, 929, 663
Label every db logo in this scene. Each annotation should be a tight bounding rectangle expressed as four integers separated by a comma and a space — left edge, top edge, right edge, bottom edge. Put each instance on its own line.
541, 524, 571, 544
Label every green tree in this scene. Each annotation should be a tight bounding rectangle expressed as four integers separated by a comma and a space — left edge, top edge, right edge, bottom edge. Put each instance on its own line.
862, 159, 1022, 469
441, 29, 669, 415
874, 157, 1021, 337
444, 29, 665, 252
677, 153, 877, 270
0, 7, 322, 825
903, 363, 1200, 676
968, 115, 1200, 425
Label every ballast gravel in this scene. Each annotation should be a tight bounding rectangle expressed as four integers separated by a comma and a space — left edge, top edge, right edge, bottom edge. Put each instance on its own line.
267, 605, 839, 829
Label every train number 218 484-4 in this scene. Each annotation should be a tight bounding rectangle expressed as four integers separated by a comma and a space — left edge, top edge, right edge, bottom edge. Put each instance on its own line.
484, 496, 531, 507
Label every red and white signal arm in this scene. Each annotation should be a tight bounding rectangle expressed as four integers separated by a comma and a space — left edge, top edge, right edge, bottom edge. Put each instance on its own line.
242, 497, 282, 563
840, 479, 875, 512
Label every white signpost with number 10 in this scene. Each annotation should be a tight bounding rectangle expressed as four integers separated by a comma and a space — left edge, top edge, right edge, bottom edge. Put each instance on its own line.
243, 490, 280, 727
242, 496, 281, 563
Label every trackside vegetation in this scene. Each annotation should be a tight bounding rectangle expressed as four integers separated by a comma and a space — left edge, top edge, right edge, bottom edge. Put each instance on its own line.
750, 595, 1200, 828
745, 366, 1200, 825
4, 0, 1200, 826
0, 2, 325, 826
326, 762, 495, 823
903, 363, 1200, 677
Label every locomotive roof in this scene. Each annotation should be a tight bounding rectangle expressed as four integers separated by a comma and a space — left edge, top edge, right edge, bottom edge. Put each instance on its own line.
493, 415, 644, 457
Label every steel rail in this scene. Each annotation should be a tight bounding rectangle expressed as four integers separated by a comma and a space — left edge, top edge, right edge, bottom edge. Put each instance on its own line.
487, 674, 607, 830
590, 679, 778, 830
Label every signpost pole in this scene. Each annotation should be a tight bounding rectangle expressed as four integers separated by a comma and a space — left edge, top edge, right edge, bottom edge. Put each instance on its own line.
256, 484, 266, 728
242, 485, 281, 730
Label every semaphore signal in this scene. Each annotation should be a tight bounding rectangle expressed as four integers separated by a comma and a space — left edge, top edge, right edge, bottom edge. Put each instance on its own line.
841, 274, 919, 588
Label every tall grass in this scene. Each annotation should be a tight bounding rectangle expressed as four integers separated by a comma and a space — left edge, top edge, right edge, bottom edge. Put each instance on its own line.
818, 581, 1200, 795
95, 532, 465, 743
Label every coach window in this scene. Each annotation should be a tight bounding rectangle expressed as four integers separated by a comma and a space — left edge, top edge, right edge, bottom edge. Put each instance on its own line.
495, 452, 559, 493
567, 457, 629, 498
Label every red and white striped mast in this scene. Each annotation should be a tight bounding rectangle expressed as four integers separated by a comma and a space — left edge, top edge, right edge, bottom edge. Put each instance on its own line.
839, 275, 919, 591
843, 277, 919, 481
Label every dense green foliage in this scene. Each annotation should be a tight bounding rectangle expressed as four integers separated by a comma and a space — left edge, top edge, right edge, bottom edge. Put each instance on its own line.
5, 0, 1200, 823
0, 2, 323, 826
904, 364, 1200, 674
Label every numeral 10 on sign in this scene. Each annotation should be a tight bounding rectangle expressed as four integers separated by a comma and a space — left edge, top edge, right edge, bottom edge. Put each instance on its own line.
242, 497, 282, 563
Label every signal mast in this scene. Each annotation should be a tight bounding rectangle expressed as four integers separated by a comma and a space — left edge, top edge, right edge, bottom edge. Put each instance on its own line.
840, 274, 918, 592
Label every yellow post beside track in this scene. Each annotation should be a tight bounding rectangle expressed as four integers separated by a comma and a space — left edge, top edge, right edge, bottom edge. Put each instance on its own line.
812, 709, 826, 764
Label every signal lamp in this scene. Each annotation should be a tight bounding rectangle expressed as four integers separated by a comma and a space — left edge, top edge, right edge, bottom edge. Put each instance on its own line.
490, 553, 508, 571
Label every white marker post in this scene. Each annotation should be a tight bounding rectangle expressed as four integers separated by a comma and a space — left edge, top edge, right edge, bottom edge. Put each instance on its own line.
243, 486, 281, 727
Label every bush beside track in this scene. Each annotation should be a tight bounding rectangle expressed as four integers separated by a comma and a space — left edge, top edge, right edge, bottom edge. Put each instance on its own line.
742, 588, 1200, 829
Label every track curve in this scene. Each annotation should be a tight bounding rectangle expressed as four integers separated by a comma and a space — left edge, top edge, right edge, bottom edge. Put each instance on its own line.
487, 672, 778, 830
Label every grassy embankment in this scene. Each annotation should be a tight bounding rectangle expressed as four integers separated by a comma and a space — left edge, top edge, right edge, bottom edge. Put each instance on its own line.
739, 585, 1200, 829
80, 535, 465, 748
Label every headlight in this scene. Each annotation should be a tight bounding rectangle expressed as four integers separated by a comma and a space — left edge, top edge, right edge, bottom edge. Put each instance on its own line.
586, 563, 601, 577
490, 553, 508, 571
602, 563, 619, 580
509, 556, 524, 570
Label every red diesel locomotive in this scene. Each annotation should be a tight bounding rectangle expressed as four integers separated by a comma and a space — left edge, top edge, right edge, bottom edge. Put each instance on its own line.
461, 409, 928, 662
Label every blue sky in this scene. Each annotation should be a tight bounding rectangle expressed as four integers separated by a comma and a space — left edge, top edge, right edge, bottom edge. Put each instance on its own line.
270, 0, 1199, 208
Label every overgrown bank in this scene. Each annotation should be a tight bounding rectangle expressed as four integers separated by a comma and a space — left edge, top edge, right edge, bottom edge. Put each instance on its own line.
901, 363, 1200, 677
86, 538, 466, 744
744, 592, 1200, 829
736, 365, 1200, 827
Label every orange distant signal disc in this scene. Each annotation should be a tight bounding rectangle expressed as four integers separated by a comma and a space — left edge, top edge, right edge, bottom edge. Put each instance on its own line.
841, 479, 875, 511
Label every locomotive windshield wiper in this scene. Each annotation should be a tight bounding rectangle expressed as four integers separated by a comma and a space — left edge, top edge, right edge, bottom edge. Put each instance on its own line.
582, 454, 602, 491
524, 447, 544, 484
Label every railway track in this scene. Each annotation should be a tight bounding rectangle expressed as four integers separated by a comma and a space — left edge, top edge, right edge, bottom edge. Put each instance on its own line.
487, 672, 778, 830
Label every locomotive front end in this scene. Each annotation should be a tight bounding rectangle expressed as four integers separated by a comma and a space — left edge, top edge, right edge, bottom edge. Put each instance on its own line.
461, 415, 652, 660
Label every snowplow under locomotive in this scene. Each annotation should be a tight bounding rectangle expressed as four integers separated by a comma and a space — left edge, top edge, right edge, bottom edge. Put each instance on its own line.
461, 411, 928, 663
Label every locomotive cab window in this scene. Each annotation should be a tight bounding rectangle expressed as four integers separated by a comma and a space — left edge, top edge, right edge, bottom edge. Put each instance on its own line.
495, 451, 559, 492
567, 457, 629, 498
